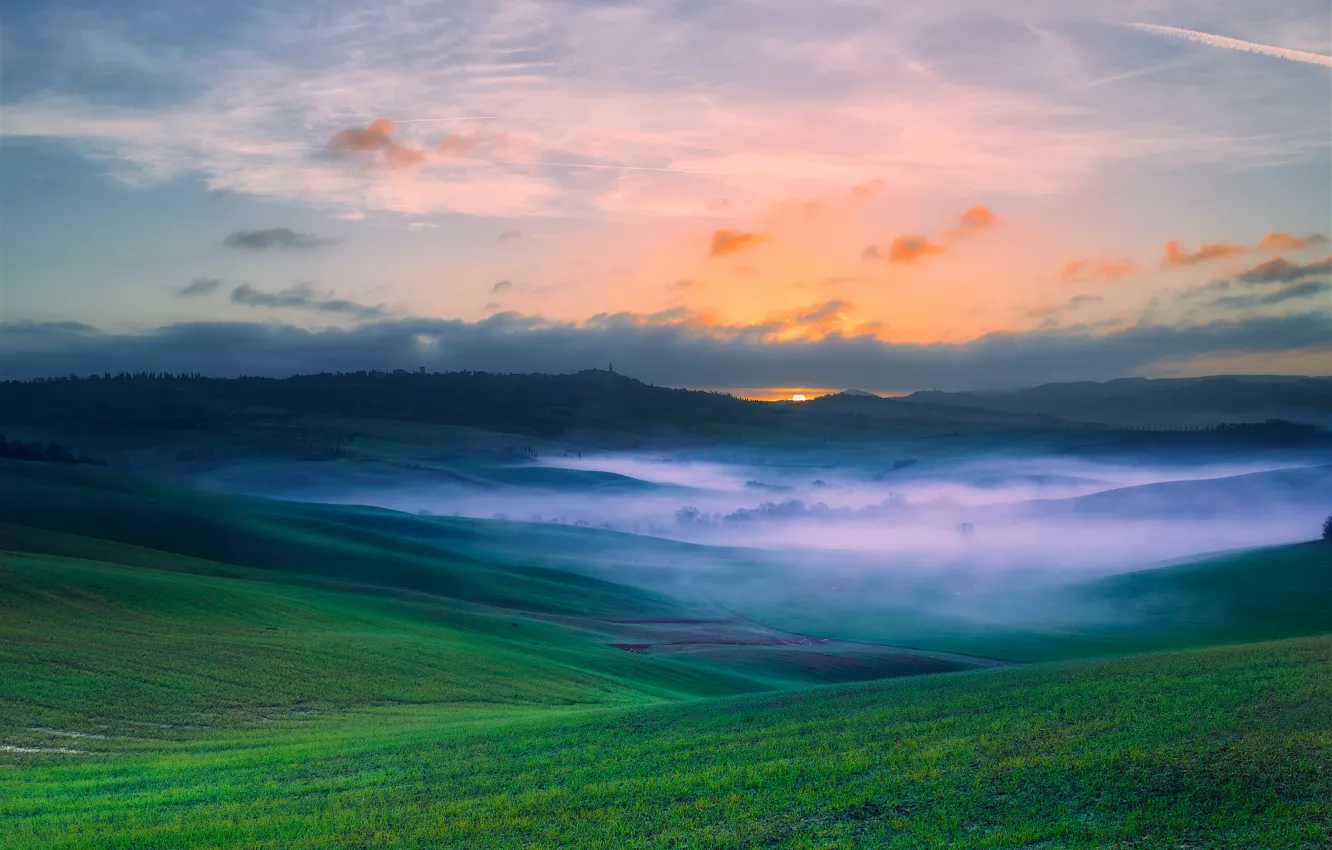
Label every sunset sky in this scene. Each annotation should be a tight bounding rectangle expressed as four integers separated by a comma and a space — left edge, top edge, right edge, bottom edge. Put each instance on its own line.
2, 0, 1330, 391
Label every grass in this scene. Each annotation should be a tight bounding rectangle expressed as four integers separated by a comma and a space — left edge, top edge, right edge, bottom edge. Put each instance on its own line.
711, 542, 1332, 663
3, 460, 1330, 847
2, 636, 1328, 848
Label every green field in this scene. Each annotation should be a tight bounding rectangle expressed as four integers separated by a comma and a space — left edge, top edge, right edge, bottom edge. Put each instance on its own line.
3, 459, 1331, 847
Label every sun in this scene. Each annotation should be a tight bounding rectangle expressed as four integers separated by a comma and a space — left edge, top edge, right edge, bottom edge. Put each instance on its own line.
791, 394, 807, 402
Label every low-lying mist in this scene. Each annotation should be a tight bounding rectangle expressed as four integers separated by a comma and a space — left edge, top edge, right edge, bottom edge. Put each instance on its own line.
211, 448, 1332, 577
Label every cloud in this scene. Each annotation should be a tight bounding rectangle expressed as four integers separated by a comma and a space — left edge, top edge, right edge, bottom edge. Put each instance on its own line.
1027, 293, 1104, 318
866, 205, 995, 263
7, 4, 1326, 220
1212, 281, 1331, 309
229, 283, 386, 319
709, 229, 769, 258
327, 118, 426, 170
1236, 254, 1332, 285
498, 230, 523, 242
1258, 232, 1329, 252
179, 277, 222, 297
1162, 239, 1243, 266
945, 205, 998, 240
865, 234, 947, 264
223, 228, 339, 251
1059, 258, 1141, 282
851, 179, 886, 199
4, 312, 1330, 391
491, 280, 514, 293
436, 129, 512, 158
1126, 23, 1332, 69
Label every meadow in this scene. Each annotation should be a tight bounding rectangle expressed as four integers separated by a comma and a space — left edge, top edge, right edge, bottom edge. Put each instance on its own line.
3, 635, 1328, 848
2, 456, 1331, 847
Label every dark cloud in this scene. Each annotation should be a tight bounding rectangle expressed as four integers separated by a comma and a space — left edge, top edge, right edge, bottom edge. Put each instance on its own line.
229, 284, 385, 319
1212, 281, 1332, 310
4, 312, 1329, 390
1025, 294, 1102, 319
223, 228, 339, 251
327, 118, 426, 170
179, 277, 222, 297
1258, 232, 1329, 252
1162, 239, 1243, 266
491, 280, 514, 293
1236, 254, 1332, 285
498, 230, 523, 241
709, 229, 769, 257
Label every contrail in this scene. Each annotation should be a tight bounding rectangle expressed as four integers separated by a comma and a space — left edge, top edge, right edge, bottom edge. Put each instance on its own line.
1127, 23, 1332, 68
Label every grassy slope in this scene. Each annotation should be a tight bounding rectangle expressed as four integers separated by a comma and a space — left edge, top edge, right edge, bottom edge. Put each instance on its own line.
2, 636, 1327, 848
717, 542, 1332, 663
6, 459, 1330, 664
2, 461, 1330, 846
0, 550, 771, 742
0, 462, 996, 739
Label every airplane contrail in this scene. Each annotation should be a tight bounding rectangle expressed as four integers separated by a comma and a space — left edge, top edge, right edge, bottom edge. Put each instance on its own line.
1127, 23, 1332, 68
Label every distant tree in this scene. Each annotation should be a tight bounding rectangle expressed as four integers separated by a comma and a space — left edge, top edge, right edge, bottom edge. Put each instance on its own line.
675, 506, 702, 524
1323, 513, 1332, 541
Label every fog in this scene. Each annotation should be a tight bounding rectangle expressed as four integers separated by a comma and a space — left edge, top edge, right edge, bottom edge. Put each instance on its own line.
212, 448, 1332, 577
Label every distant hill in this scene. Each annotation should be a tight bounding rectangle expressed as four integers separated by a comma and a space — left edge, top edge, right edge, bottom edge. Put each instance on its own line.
0, 368, 777, 440
903, 375, 1332, 427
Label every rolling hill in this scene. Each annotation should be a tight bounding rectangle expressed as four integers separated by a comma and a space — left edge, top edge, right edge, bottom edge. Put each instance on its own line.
904, 374, 1332, 427
2, 459, 1330, 847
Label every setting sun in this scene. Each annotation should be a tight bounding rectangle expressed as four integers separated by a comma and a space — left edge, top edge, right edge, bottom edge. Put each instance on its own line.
791, 394, 807, 402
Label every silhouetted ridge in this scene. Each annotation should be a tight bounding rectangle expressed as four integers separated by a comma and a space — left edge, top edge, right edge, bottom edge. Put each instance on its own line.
0, 369, 774, 438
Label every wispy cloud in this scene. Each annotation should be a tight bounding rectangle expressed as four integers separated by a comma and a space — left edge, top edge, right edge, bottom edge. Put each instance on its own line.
178, 277, 222, 297
327, 119, 426, 171
1258, 232, 1329, 252
0, 3, 1235, 218
709, 230, 769, 258
230, 283, 385, 318
1127, 23, 1332, 68
864, 205, 994, 264
1059, 258, 1140, 283
223, 228, 339, 251
1236, 255, 1332, 285
1213, 281, 1331, 309
1162, 239, 1243, 266
944, 206, 998, 240
865, 235, 947, 264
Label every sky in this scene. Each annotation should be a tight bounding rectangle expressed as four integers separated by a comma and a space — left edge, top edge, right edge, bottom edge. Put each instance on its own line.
1, 0, 1330, 392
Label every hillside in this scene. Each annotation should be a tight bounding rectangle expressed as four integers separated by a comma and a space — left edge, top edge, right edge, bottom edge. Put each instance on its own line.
0, 461, 1001, 740
3, 460, 1331, 847
4, 635, 1328, 848
904, 375, 1332, 427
